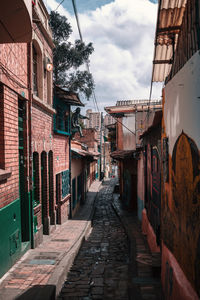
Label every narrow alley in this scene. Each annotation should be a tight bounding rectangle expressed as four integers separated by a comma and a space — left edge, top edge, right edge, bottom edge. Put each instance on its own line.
58, 179, 162, 300
1, 1, 200, 299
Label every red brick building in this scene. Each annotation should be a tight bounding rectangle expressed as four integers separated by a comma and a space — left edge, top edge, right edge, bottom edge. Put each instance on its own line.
0, 0, 84, 279
31, 0, 55, 245
0, 0, 32, 278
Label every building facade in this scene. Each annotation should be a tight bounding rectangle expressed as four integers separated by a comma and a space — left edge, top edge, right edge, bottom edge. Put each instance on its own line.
0, 0, 85, 278
105, 100, 161, 212
151, 1, 200, 298
0, 0, 32, 278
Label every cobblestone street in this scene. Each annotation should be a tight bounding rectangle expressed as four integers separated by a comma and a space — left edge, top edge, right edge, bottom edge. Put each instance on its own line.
58, 180, 162, 300
58, 180, 130, 299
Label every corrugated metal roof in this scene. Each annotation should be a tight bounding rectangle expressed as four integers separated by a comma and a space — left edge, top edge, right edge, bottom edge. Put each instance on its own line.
152, 0, 187, 82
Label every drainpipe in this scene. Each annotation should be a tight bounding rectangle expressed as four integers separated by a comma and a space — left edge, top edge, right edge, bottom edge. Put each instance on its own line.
27, 42, 34, 248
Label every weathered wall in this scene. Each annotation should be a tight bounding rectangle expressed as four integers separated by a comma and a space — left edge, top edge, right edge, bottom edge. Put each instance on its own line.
122, 114, 136, 150
162, 51, 200, 297
0, 43, 28, 99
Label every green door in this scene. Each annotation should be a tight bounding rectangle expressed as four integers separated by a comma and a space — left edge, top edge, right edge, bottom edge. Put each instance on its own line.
18, 101, 30, 244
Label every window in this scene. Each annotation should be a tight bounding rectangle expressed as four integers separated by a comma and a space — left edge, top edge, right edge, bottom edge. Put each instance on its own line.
32, 41, 43, 99
33, 45, 38, 96
54, 102, 70, 135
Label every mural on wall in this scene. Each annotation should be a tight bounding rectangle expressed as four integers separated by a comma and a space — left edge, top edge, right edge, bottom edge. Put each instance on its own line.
162, 132, 200, 296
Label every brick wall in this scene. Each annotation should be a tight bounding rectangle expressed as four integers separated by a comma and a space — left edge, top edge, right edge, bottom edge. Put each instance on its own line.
53, 135, 69, 174
54, 134, 70, 223
0, 85, 20, 208
0, 43, 28, 99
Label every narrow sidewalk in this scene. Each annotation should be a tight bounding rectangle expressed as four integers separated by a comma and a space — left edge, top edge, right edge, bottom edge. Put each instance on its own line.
0, 180, 102, 300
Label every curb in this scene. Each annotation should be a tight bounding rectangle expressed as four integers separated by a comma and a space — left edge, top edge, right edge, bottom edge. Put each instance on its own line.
48, 181, 102, 298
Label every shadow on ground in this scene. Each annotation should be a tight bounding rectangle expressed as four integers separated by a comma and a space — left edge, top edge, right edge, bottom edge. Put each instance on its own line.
15, 285, 56, 300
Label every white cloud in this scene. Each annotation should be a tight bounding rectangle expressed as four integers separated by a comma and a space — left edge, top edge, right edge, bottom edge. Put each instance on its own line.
47, 0, 161, 112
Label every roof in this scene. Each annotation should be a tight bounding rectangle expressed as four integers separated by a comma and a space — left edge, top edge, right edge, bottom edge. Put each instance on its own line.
71, 148, 92, 157
140, 110, 162, 139
54, 85, 84, 106
71, 148, 98, 160
152, 0, 187, 82
105, 101, 162, 116
105, 123, 116, 130
110, 149, 141, 160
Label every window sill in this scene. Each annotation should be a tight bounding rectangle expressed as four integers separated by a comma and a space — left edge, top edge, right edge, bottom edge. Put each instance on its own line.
54, 129, 70, 136
0, 169, 12, 181
32, 94, 56, 115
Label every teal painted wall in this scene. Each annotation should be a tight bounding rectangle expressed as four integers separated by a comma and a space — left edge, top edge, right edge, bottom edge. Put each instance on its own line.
0, 199, 22, 278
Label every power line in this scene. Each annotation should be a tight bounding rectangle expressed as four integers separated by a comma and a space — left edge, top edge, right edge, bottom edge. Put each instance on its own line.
71, 0, 100, 112
54, 0, 65, 11
111, 114, 136, 135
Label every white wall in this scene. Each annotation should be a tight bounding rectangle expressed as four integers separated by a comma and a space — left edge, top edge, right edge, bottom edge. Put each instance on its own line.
165, 51, 200, 154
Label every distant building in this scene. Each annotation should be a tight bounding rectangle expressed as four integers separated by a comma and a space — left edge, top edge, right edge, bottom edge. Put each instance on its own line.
105, 100, 161, 212
103, 114, 115, 127
85, 109, 101, 130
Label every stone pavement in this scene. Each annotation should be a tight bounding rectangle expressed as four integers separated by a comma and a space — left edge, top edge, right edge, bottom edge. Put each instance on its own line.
0, 180, 102, 300
58, 178, 129, 300
58, 179, 163, 300
112, 192, 163, 300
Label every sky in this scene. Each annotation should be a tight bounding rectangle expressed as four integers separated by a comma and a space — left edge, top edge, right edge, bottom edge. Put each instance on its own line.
46, 0, 162, 113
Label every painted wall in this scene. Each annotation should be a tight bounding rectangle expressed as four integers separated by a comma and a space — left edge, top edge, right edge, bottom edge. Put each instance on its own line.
122, 114, 136, 150
162, 51, 200, 297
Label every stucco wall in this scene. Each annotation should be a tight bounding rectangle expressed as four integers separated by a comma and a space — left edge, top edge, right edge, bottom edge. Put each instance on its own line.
164, 51, 200, 154
162, 51, 200, 297
122, 114, 136, 150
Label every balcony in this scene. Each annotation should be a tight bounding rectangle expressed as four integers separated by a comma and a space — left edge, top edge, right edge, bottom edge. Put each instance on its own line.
0, 0, 32, 43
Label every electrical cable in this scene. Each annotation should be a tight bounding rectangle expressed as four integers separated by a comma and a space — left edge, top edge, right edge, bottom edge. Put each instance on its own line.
71, 0, 99, 112
54, 0, 65, 11
111, 114, 136, 135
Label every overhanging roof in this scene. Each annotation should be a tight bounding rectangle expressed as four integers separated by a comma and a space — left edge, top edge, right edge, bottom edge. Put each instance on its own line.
152, 0, 187, 82
71, 148, 98, 161
140, 110, 162, 139
54, 86, 84, 106
0, 0, 32, 43
110, 149, 141, 160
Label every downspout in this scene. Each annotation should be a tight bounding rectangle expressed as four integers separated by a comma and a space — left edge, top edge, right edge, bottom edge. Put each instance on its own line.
27, 42, 34, 248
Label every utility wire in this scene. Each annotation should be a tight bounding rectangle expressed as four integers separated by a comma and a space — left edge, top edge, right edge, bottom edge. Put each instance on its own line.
54, 0, 65, 11
71, 0, 99, 112
111, 114, 136, 135
71, 0, 138, 137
